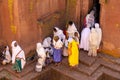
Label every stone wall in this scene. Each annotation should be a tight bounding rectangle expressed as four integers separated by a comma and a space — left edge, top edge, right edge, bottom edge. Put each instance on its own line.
0, 0, 66, 54
0, 0, 120, 57
100, 0, 120, 57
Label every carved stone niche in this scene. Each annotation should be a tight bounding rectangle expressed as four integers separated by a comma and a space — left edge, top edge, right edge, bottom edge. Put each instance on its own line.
37, 12, 61, 39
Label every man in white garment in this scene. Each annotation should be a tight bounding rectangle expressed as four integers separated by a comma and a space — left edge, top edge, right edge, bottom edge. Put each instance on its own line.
80, 24, 91, 51
2, 46, 11, 65
88, 28, 98, 57
53, 27, 65, 43
95, 23, 102, 49
35, 43, 46, 72
11, 41, 26, 72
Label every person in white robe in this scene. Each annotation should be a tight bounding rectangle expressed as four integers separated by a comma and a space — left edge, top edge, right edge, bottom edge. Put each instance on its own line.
2, 46, 11, 65
11, 41, 26, 72
80, 24, 91, 51
67, 21, 78, 38
86, 10, 95, 27
88, 28, 98, 56
53, 27, 65, 43
95, 23, 102, 49
35, 43, 46, 72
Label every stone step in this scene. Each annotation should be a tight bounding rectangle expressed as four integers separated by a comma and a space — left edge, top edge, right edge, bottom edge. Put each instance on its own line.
4, 60, 36, 78
51, 64, 90, 80
97, 58, 120, 72
79, 50, 97, 66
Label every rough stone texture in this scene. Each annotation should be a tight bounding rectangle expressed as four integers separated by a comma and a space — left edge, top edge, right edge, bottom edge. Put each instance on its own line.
100, 0, 120, 57
0, 0, 120, 59
0, 0, 66, 55
0, 51, 120, 80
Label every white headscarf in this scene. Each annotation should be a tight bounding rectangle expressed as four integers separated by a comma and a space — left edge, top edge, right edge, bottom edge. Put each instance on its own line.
67, 23, 77, 34
42, 37, 52, 47
53, 27, 63, 37
53, 27, 65, 42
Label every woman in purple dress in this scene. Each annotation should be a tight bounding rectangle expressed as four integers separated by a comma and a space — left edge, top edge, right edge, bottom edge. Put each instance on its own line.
53, 36, 63, 65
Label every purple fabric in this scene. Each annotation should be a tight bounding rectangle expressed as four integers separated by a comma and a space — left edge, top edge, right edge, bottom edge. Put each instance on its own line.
53, 48, 62, 62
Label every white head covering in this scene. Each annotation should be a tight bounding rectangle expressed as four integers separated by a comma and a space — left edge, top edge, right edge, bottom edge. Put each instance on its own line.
95, 23, 99, 28
53, 27, 65, 42
54, 27, 63, 36
67, 23, 77, 33
6, 46, 9, 51
11, 41, 22, 54
42, 37, 52, 47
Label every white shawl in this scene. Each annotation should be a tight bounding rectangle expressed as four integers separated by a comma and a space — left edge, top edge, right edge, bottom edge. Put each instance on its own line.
11, 41, 26, 69
95, 23, 102, 49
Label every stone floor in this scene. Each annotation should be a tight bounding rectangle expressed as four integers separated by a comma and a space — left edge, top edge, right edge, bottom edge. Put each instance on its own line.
0, 50, 120, 80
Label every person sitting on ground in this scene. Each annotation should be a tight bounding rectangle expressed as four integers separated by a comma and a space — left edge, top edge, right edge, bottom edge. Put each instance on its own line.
2, 46, 11, 65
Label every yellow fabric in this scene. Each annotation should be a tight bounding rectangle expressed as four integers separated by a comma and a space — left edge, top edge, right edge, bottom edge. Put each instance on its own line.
68, 40, 79, 66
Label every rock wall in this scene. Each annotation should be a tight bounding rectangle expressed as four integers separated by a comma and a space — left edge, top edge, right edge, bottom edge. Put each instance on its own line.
100, 0, 120, 57
0, 0, 66, 54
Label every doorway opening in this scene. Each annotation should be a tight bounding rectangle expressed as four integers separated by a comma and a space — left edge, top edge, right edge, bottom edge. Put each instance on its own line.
93, 0, 100, 23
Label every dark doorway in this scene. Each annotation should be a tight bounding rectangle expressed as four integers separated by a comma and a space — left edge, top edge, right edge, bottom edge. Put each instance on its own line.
93, 0, 100, 23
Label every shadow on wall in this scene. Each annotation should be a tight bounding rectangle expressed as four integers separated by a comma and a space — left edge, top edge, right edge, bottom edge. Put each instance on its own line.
37, 12, 64, 40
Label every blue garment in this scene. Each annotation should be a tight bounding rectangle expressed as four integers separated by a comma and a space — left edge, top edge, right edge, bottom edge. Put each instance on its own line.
53, 48, 62, 63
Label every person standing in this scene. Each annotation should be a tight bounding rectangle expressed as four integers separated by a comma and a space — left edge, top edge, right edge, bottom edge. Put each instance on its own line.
95, 23, 102, 50
11, 41, 26, 72
68, 37, 79, 67
67, 21, 78, 38
88, 28, 98, 57
80, 24, 91, 51
53, 36, 63, 66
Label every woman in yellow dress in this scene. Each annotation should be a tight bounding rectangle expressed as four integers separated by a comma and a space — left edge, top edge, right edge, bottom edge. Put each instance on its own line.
68, 37, 79, 67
